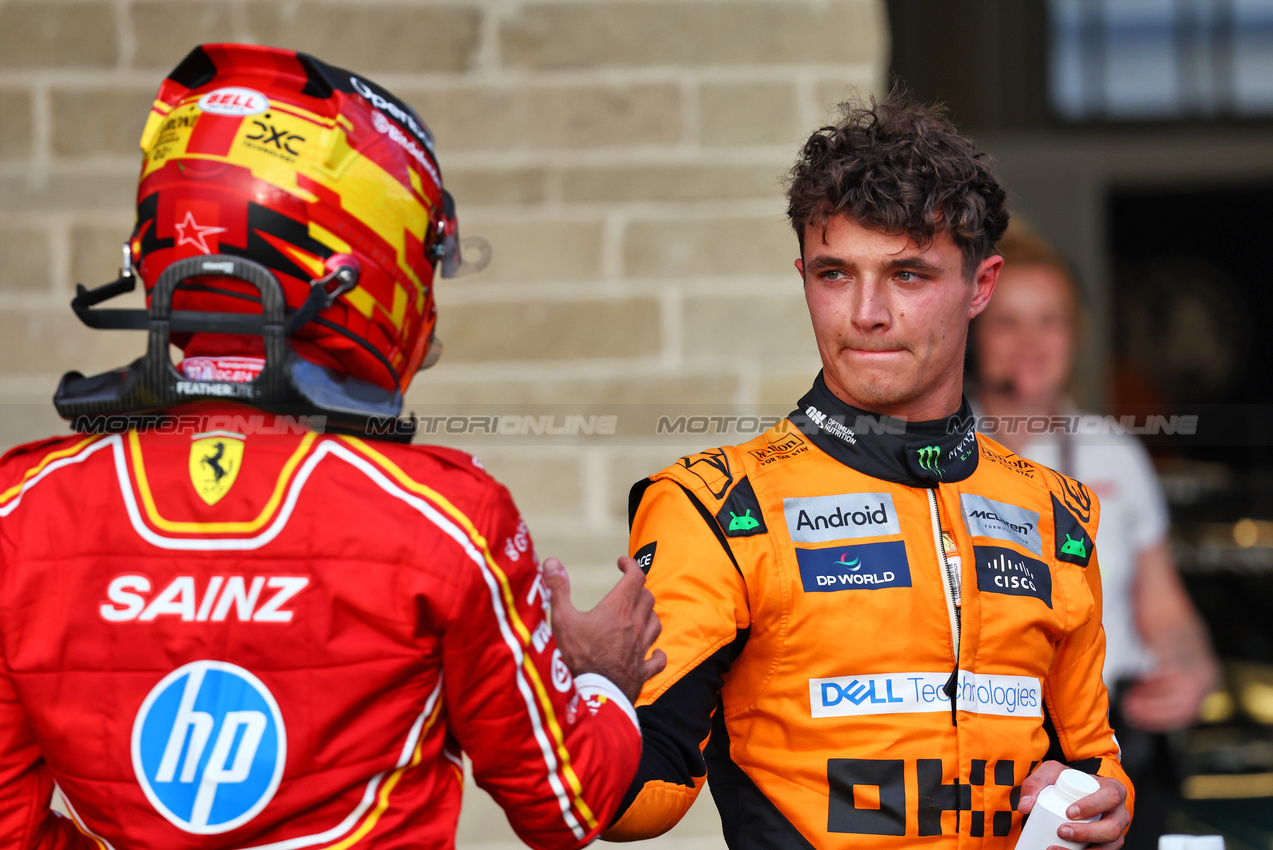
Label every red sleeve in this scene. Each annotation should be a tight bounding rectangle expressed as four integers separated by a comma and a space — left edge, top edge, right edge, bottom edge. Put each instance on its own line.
440, 482, 642, 850
0, 635, 93, 849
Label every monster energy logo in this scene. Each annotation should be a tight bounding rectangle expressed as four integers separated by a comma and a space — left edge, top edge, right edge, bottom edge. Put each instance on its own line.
916, 445, 942, 477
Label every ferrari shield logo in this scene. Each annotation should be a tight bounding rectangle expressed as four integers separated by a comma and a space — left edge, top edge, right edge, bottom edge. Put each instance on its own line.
189, 432, 245, 505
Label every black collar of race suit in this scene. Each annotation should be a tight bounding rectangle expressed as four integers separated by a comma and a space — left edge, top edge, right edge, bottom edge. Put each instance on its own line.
789, 372, 979, 487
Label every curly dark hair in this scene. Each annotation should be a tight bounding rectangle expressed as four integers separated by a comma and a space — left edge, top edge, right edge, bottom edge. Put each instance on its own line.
786, 95, 1009, 279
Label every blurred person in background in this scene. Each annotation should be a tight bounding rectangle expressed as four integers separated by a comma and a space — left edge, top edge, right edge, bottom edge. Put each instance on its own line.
969, 221, 1219, 850
0, 43, 662, 849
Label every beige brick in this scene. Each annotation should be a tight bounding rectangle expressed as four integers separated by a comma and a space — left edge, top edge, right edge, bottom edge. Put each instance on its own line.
816, 79, 881, 115
437, 298, 661, 363
605, 448, 703, 520
682, 294, 813, 357
246, 2, 480, 73
759, 370, 822, 406
409, 374, 740, 407
401, 374, 742, 449
444, 168, 549, 206
700, 82, 802, 147
405, 85, 681, 153
71, 223, 135, 293
131, 3, 235, 71
0, 90, 34, 159
624, 216, 797, 278
456, 219, 602, 284
530, 532, 628, 570
0, 394, 71, 454
0, 227, 52, 292
51, 88, 154, 157
0, 175, 137, 213
0, 308, 150, 376
0, 2, 118, 69
562, 163, 784, 203
454, 450, 583, 521
529, 530, 632, 605
501, 1, 881, 70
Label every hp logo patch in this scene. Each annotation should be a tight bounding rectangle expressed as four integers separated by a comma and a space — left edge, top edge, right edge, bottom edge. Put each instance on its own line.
131, 661, 286, 834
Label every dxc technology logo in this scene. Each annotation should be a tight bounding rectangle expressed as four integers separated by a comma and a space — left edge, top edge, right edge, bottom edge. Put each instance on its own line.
132, 661, 286, 834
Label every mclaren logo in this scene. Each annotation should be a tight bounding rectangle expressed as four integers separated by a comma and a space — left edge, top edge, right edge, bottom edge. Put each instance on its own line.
916, 445, 942, 477
189, 431, 245, 505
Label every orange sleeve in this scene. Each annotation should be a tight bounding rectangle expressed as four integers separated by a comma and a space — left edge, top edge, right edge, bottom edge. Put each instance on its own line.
604, 477, 750, 841
1042, 500, 1136, 820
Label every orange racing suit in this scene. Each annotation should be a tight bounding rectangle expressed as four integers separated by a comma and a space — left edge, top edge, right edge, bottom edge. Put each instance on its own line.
607, 374, 1132, 848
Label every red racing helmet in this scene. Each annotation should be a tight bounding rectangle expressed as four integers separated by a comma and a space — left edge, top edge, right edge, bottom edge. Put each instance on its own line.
55, 43, 459, 431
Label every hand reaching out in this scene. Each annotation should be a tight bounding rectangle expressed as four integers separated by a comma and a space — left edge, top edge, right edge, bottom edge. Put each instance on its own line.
541, 556, 666, 704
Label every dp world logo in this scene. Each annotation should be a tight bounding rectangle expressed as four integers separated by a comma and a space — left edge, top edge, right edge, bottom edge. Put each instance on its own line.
131, 661, 286, 834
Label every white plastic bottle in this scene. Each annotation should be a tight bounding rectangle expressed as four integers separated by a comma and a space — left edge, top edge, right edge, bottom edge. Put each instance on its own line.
1160, 837, 1226, 850
1013, 768, 1101, 850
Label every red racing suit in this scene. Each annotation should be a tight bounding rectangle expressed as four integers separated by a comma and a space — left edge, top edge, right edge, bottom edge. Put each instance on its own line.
0, 404, 640, 849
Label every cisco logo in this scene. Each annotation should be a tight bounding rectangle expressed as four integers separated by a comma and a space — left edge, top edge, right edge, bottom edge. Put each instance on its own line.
131, 661, 286, 834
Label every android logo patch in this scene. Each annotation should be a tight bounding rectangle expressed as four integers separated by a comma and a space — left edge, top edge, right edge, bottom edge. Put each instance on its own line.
716, 477, 768, 538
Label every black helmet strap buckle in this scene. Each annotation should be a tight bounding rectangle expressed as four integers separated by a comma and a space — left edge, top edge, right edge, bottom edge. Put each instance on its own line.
283, 263, 359, 337
55, 254, 410, 440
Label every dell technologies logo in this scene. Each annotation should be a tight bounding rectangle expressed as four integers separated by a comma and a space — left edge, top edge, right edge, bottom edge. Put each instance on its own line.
784, 493, 901, 544
810, 670, 1043, 719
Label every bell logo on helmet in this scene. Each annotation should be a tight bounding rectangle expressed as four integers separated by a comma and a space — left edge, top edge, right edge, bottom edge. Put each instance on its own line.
196, 86, 269, 117
132, 661, 286, 834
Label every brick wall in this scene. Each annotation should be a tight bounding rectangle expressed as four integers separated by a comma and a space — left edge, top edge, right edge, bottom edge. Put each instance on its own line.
0, 1, 887, 845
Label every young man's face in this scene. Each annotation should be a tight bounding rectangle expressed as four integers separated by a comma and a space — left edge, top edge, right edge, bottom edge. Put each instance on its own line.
797, 215, 1001, 420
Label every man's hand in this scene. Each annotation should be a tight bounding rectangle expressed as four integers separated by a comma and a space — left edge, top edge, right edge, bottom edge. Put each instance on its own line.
1019, 761, 1130, 850
541, 556, 666, 704
1122, 667, 1213, 732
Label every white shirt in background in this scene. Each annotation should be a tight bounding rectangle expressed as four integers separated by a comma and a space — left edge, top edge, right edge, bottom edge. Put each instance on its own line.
979, 408, 1171, 687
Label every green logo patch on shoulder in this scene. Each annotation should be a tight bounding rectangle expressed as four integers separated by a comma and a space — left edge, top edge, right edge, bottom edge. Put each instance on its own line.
716, 476, 768, 538
1052, 494, 1093, 567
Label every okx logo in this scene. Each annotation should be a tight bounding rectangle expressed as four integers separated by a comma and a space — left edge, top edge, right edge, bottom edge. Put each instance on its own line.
132, 661, 286, 834
916, 445, 942, 477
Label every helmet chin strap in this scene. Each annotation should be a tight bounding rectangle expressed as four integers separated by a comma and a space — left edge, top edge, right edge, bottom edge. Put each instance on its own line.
55, 254, 416, 441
